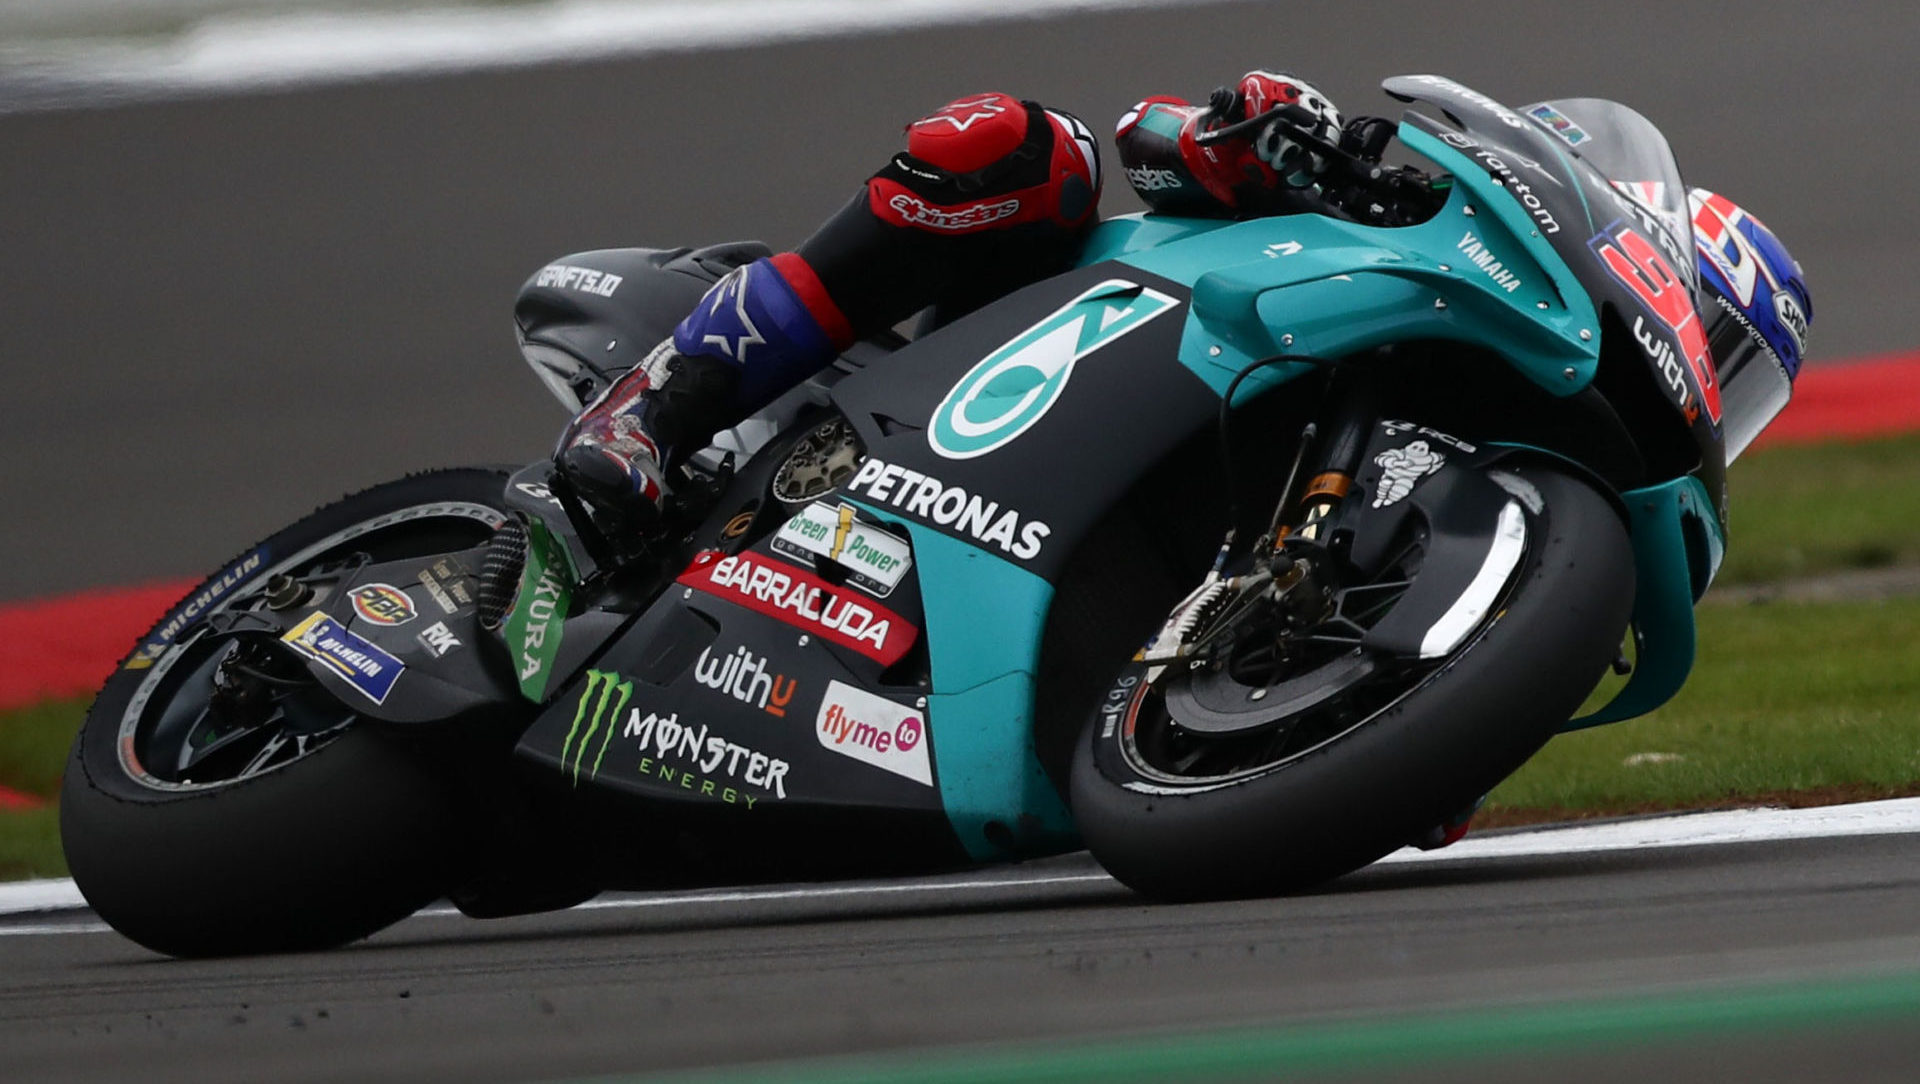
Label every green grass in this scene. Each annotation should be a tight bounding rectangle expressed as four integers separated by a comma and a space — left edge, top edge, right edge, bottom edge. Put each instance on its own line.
0, 697, 82, 880
1488, 596, 1920, 819
0, 698, 84, 801
1720, 434, 1920, 584
0, 808, 65, 881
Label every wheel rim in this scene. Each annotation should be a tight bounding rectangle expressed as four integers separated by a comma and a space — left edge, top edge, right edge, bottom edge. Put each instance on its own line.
116, 500, 504, 792
1116, 523, 1521, 790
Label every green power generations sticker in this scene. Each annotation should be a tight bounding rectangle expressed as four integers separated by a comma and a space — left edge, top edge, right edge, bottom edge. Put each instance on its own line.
505, 518, 573, 702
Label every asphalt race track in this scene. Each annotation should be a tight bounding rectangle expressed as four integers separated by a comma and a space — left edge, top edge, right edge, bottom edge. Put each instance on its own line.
3, 0, 1918, 599
5, 2, 1920, 1081
7, 830, 1920, 1083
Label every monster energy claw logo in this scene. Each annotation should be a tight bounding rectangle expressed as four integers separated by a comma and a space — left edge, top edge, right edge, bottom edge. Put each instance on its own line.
560, 669, 632, 784
927, 279, 1180, 460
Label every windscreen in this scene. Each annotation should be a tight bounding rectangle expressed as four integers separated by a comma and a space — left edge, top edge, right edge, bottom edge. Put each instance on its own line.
1524, 97, 1792, 460
1522, 97, 1697, 290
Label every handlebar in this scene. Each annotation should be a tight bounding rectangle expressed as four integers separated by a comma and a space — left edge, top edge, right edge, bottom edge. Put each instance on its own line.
1192, 98, 1440, 227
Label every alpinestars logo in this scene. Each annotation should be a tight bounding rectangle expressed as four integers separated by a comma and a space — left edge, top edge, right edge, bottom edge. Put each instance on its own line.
927, 279, 1179, 459
911, 94, 1009, 132
1124, 165, 1182, 192
697, 264, 767, 363
886, 193, 1021, 232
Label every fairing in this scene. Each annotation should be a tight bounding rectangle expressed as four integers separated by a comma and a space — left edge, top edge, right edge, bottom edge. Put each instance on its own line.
507, 76, 1754, 866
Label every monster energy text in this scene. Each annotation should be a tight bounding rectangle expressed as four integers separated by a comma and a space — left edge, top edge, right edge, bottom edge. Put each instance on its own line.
561, 670, 788, 806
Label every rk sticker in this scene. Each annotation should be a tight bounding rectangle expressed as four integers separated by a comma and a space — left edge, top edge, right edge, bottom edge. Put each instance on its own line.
415, 621, 461, 658
281, 611, 404, 705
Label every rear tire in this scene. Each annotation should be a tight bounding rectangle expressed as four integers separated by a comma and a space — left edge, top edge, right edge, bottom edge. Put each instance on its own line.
1069, 465, 1635, 900
60, 469, 512, 957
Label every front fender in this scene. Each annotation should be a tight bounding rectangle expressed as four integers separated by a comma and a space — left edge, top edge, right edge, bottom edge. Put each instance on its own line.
1328, 423, 1618, 661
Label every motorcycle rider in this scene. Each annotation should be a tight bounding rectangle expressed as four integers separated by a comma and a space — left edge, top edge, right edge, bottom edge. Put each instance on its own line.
552, 72, 1813, 548
553, 71, 1368, 540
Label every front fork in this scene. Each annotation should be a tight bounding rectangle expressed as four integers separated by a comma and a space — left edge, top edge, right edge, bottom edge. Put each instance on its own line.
1281, 374, 1378, 550
1140, 374, 1380, 673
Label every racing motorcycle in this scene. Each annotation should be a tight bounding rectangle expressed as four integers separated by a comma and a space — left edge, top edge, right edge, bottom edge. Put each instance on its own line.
61, 75, 1809, 957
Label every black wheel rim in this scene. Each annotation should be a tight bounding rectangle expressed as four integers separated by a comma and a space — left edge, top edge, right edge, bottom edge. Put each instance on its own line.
1117, 519, 1520, 788
115, 500, 504, 792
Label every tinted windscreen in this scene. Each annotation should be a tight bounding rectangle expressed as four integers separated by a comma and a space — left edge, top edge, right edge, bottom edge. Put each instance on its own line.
1524, 97, 1696, 289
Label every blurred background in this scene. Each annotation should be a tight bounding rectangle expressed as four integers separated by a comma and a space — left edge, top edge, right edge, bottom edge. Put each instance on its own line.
1, 0, 1915, 600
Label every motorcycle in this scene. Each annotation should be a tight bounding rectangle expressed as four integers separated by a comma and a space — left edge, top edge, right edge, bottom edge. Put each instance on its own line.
61, 75, 1802, 957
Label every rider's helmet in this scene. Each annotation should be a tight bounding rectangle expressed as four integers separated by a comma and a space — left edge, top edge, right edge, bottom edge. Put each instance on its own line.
1117, 71, 1343, 215
1688, 188, 1813, 457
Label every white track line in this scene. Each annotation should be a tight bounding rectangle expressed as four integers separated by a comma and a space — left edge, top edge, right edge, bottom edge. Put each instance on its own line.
3, 0, 1210, 99
10, 799, 1920, 930
1374, 798, 1920, 865
0, 878, 88, 916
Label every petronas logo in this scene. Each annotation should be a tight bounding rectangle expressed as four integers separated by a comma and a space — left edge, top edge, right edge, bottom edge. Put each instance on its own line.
927, 278, 1179, 460
559, 669, 632, 784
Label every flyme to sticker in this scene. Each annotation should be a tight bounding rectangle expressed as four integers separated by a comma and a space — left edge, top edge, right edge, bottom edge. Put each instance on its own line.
927, 278, 1179, 460
505, 519, 574, 702
816, 679, 931, 786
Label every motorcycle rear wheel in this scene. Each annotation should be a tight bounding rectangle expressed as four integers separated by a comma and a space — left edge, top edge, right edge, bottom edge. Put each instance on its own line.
61, 469, 511, 957
1069, 464, 1635, 900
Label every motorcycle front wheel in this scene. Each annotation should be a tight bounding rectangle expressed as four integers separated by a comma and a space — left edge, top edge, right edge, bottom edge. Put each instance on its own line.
1069, 464, 1635, 900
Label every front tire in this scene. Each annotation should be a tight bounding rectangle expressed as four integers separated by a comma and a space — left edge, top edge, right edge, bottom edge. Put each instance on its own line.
1069, 465, 1635, 900
61, 469, 512, 957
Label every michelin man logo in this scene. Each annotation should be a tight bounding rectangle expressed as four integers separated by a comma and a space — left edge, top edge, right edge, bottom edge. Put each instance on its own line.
1372, 441, 1445, 508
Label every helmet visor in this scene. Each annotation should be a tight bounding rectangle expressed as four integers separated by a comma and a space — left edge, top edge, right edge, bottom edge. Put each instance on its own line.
1708, 298, 1795, 462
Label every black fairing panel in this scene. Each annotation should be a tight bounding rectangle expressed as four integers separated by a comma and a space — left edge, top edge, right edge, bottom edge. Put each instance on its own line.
268, 548, 518, 722
515, 507, 951, 854
513, 242, 770, 396
827, 262, 1218, 583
